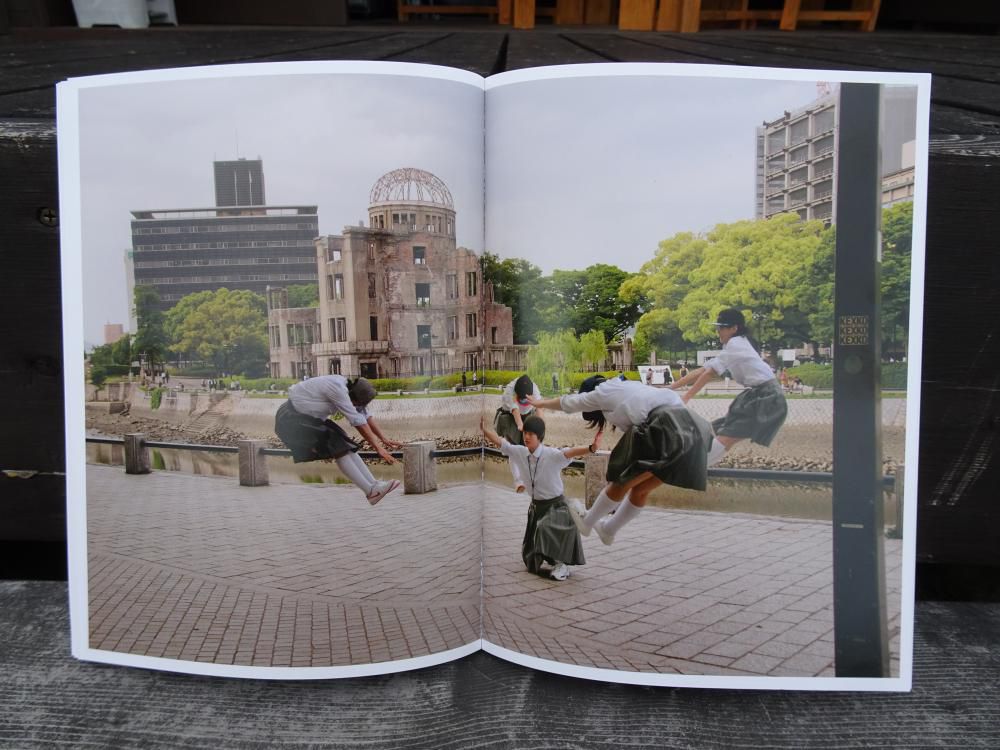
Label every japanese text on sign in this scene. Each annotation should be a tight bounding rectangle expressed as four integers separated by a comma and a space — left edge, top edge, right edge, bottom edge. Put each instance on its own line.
839, 315, 869, 346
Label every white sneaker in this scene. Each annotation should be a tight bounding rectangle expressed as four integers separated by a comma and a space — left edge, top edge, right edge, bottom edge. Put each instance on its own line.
366, 479, 400, 506
565, 498, 591, 537
550, 563, 570, 581
593, 518, 616, 546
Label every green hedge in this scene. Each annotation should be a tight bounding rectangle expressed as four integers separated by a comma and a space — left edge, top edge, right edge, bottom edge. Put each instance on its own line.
786, 362, 908, 390
788, 363, 832, 389
882, 362, 908, 389
222, 376, 297, 391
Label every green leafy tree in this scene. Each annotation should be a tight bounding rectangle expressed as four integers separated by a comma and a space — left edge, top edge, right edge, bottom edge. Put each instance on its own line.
287, 283, 319, 308
526, 329, 581, 394
578, 329, 608, 372
543, 265, 646, 342
625, 215, 832, 360
481, 252, 551, 343
880, 201, 913, 356
167, 288, 269, 377
111, 334, 133, 369
90, 364, 108, 394
89, 342, 114, 368
133, 285, 168, 370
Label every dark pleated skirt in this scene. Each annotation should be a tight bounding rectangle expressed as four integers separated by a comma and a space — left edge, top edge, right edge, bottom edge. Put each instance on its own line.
606, 405, 713, 490
522, 495, 586, 575
494, 407, 533, 445
274, 401, 359, 463
712, 380, 788, 446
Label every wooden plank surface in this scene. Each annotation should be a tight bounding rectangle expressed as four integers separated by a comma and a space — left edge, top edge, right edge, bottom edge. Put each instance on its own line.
0, 582, 997, 748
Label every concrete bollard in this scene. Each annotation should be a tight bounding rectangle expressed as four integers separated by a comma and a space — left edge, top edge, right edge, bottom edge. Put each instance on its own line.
238, 440, 270, 487
124, 433, 151, 475
403, 440, 437, 494
584, 451, 609, 508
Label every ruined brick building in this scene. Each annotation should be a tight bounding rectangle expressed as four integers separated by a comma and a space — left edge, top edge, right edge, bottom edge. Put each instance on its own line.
268, 168, 513, 380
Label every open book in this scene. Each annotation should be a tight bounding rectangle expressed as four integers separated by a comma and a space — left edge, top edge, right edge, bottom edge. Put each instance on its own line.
58, 60, 929, 690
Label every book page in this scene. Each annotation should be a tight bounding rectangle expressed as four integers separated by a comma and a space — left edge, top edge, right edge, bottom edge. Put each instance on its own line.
58, 62, 489, 678
483, 63, 929, 689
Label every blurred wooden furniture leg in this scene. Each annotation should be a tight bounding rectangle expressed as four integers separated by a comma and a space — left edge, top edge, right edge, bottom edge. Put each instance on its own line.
499, 0, 512, 24
513, 0, 535, 28
618, 0, 657, 30
655, 0, 683, 31
780, 0, 801, 30
584, 0, 612, 24
783, 0, 882, 31
679, 0, 701, 32
556, 0, 584, 24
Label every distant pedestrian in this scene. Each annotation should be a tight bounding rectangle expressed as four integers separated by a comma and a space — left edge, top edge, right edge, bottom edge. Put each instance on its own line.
481, 414, 601, 580
495, 375, 543, 493
644, 368, 653, 386
274, 375, 402, 506
461, 371, 467, 391
472, 370, 478, 386
551, 372, 559, 392
670, 308, 787, 464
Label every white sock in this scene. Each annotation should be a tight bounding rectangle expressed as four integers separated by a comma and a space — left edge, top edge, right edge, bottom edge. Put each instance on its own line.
583, 489, 620, 529
602, 498, 642, 536
335, 451, 376, 495
708, 438, 727, 466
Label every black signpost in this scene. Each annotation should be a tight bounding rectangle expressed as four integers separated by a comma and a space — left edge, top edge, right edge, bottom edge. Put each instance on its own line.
832, 83, 889, 677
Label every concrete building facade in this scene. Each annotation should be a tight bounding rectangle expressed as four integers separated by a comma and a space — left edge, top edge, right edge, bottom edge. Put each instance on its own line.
128, 159, 318, 312
755, 87, 918, 224
756, 93, 838, 223
267, 168, 514, 380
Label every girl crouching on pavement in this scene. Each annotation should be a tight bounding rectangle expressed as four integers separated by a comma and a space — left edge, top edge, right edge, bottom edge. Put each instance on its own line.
481, 414, 601, 580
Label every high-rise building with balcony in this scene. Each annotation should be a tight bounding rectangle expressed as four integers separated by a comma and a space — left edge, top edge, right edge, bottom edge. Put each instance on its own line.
756, 93, 838, 223
755, 86, 918, 224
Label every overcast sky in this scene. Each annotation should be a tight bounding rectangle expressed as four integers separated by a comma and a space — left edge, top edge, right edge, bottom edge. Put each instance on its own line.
76, 72, 485, 346
485, 74, 820, 273
72, 68, 824, 346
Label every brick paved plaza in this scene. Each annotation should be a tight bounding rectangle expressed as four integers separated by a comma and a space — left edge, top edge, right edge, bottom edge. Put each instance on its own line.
86, 464, 902, 677
484, 495, 903, 677
86, 465, 482, 667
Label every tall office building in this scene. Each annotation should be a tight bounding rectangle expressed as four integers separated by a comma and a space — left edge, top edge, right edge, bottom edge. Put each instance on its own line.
755, 86, 918, 223
129, 159, 318, 312
213, 158, 266, 207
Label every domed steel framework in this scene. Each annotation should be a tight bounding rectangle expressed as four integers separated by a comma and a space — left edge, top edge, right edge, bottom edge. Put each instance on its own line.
369, 168, 454, 209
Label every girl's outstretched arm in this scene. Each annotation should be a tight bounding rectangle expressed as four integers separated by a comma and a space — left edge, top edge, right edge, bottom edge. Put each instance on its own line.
480, 416, 503, 448
670, 366, 710, 390
562, 429, 603, 459
679, 368, 716, 402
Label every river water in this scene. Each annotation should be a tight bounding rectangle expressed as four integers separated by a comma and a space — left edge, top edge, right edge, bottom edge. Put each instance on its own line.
87, 444, 899, 524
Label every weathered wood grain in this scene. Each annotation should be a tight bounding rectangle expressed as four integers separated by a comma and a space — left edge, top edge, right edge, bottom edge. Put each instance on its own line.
0, 582, 997, 748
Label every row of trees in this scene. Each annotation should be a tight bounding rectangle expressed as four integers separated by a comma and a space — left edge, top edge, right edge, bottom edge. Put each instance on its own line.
625, 202, 912, 361
96, 203, 912, 380
93, 283, 319, 378
480, 256, 647, 345
484, 202, 913, 364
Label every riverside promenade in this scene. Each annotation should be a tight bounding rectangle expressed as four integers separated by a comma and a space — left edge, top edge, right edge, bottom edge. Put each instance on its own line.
86, 465, 902, 677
